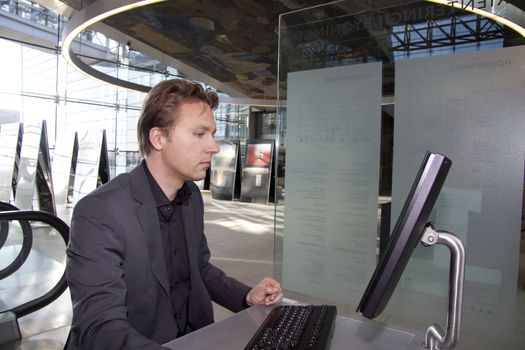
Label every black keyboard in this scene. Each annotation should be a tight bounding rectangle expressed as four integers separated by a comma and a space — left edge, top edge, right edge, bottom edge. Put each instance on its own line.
244, 304, 337, 350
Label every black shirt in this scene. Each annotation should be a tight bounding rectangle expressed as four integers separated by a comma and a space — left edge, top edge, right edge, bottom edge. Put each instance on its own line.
143, 162, 192, 336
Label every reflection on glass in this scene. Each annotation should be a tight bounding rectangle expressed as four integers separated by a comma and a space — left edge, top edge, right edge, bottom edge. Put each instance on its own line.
52, 132, 77, 205
210, 140, 239, 201
0, 123, 21, 203
72, 129, 105, 203
14, 123, 41, 210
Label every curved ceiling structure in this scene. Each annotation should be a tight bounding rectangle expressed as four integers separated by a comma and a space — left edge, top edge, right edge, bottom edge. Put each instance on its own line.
61, 0, 525, 99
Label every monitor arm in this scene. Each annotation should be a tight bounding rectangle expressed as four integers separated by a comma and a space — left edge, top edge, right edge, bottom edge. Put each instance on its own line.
420, 224, 466, 350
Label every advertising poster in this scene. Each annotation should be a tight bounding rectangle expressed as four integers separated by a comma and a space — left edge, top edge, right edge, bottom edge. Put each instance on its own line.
240, 140, 274, 204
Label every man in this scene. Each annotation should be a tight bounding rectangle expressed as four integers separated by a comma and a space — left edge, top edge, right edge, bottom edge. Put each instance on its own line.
65, 79, 283, 349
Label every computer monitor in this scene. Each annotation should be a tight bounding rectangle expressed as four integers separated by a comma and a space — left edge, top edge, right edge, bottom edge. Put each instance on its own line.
357, 151, 452, 319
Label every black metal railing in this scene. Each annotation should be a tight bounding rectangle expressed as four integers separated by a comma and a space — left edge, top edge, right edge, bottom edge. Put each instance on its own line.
0, 202, 33, 280
0, 205, 69, 318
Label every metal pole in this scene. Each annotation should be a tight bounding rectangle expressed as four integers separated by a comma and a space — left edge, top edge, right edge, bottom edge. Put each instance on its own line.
420, 225, 466, 349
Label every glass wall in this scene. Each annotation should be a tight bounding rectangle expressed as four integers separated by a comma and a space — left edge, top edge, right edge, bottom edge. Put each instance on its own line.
0, 0, 248, 179
275, 1, 525, 349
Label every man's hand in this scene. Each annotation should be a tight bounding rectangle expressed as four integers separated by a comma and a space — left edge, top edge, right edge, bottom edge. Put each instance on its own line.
246, 277, 283, 306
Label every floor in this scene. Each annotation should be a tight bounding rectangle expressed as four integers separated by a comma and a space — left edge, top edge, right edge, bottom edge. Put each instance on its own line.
0, 199, 275, 350
1, 199, 524, 350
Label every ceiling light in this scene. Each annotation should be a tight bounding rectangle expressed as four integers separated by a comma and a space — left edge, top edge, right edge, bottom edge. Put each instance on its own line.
62, 0, 167, 92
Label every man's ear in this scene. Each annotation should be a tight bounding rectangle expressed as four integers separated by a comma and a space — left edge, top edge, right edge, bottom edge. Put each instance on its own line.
149, 127, 164, 152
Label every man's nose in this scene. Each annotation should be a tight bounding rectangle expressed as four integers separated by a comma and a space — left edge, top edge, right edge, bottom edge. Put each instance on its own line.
209, 138, 220, 154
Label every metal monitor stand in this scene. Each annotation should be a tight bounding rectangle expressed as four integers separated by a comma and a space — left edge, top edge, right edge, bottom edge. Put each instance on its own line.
420, 224, 466, 350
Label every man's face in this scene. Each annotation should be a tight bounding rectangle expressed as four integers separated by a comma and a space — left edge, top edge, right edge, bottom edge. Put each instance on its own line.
159, 101, 220, 184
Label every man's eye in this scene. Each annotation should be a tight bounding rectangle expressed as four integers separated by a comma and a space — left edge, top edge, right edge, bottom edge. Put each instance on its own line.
194, 132, 205, 137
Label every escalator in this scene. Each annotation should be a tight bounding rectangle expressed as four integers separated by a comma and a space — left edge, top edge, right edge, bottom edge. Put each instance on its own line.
0, 201, 70, 348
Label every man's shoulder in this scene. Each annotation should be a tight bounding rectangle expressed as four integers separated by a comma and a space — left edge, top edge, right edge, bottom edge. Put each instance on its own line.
91, 172, 131, 196
76, 165, 145, 207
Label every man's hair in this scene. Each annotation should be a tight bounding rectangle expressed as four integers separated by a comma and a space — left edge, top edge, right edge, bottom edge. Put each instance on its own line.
137, 79, 219, 156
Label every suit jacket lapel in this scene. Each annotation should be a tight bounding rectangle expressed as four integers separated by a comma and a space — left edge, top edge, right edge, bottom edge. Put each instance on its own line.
129, 164, 170, 297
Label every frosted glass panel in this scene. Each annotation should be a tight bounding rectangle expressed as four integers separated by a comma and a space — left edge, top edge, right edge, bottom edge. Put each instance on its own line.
282, 63, 382, 305
391, 46, 525, 348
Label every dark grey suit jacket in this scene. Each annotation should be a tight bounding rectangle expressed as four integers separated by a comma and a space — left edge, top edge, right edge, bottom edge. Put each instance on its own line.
65, 163, 251, 349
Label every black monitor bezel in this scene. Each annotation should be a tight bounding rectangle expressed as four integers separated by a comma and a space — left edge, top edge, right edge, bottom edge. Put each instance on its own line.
357, 151, 452, 319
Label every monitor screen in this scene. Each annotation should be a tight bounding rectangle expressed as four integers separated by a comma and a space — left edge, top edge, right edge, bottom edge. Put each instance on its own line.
357, 151, 452, 319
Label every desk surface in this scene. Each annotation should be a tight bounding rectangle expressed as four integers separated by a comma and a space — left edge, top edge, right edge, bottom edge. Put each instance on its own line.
164, 305, 426, 350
